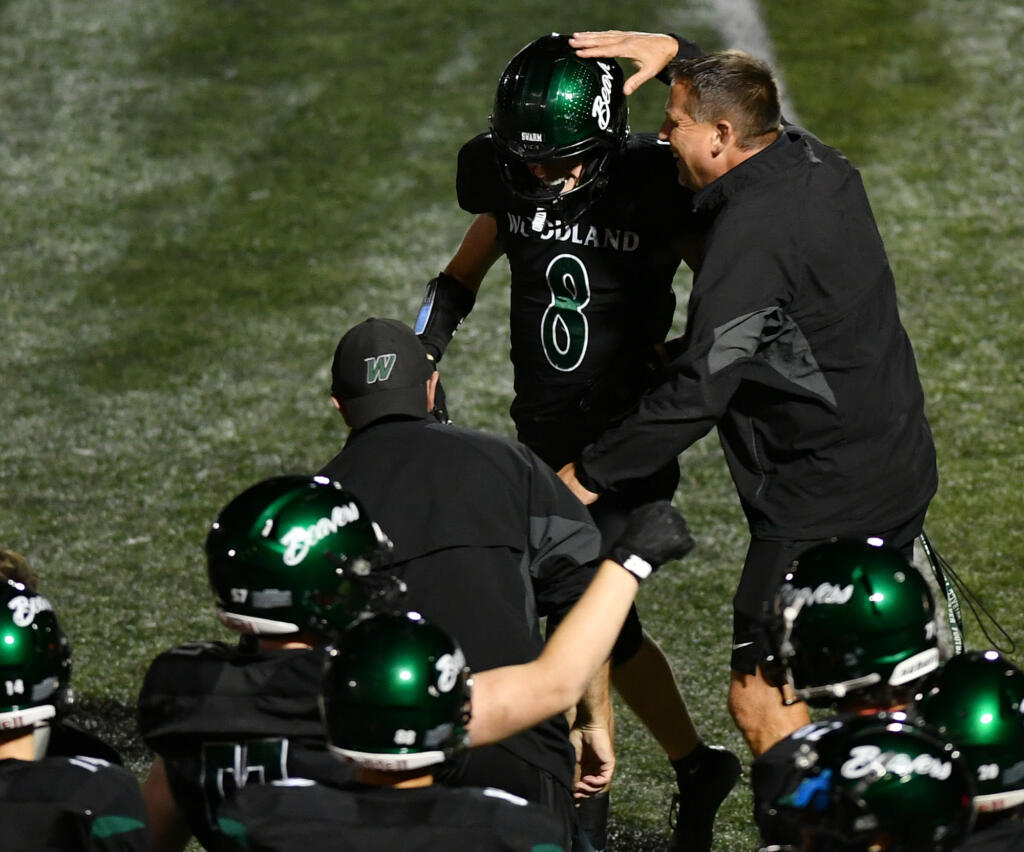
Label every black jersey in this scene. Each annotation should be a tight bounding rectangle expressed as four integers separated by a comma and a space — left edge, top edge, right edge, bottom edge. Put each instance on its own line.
218, 779, 567, 852
47, 719, 123, 765
0, 755, 148, 851
751, 716, 850, 848
456, 132, 701, 459
138, 641, 355, 852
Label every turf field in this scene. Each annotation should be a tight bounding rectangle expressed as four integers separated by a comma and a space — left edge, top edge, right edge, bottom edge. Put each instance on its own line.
2, 0, 1021, 848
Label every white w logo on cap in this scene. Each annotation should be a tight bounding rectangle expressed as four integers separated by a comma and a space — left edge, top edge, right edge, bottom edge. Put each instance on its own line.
364, 354, 396, 384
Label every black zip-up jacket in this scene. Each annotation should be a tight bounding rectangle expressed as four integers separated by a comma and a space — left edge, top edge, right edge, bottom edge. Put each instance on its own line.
579, 125, 937, 540
320, 416, 602, 794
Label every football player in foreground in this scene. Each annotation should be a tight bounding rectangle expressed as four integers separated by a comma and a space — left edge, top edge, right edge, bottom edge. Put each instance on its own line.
754, 538, 943, 848
758, 715, 974, 852
219, 500, 696, 851
0, 578, 148, 850
137, 476, 395, 852
415, 32, 739, 851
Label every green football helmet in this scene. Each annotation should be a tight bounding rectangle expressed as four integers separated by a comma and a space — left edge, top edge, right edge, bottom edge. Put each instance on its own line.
205, 475, 395, 636
914, 650, 1024, 814
490, 33, 628, 225
774, 715, 974, 851
765, 538, 940, 707
320, 611, 470, 772
0, 580, 72, 733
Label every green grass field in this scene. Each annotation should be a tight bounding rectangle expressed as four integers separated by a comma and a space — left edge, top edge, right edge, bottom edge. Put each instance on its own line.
2, 1, 1022, 849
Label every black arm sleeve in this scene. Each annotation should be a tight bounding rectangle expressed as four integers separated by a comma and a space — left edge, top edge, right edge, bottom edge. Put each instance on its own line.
414, 272, 477, 362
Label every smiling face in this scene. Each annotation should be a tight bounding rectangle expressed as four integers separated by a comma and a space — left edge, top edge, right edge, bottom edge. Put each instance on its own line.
658, 81, 721, 191
526, 155, 586, 195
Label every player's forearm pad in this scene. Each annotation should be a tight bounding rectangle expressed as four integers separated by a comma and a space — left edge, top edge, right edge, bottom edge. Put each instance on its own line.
414, 272, 477, 362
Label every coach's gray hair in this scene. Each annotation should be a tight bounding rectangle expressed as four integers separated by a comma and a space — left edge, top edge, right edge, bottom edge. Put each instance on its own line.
667, 50, 782, 150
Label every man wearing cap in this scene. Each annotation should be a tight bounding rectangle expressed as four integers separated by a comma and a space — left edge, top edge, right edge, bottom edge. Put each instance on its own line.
320, 317, 608, 849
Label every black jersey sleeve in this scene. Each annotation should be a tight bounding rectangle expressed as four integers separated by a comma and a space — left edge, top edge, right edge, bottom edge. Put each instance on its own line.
47, 718, 124, 765
455, 133, 506, 215
0, 758, 148, 852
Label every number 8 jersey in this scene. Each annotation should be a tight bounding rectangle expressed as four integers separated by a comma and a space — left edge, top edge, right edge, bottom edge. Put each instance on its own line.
456, 131, 706, 465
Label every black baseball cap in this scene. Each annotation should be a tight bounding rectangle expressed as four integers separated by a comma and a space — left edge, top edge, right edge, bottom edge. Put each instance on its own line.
330, 318, 435, 429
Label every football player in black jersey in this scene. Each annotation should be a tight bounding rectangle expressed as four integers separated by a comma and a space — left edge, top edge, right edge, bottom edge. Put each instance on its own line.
0, 548, 124, 766
414, 32, 738, 852
219, 611, 569, 852
0, 578, 149, 851
757, 715, 974, 852
137, 476, 396, 852
218, 502, 695, 852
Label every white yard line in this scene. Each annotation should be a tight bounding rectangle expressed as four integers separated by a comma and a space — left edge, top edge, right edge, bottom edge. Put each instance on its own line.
709, 0, 799, 122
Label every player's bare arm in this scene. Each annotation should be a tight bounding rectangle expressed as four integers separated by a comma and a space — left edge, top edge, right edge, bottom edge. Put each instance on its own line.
558, 461, 600, 506
444, 212, 503, 292
572, 658, 615, 796
570, 31, 677, 95
469, 502, 693, 746
141, 755, 193, 852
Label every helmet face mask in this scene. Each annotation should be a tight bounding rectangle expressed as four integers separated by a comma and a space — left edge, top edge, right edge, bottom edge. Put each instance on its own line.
205, 476, 394, 637
766, 539, 940, 708
0, 580, 73, 736
914, 650, 1024, 814
321, 612, 470, 772
489, 33, 628, 226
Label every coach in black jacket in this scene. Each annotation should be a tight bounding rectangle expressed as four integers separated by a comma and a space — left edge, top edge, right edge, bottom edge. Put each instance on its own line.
319, 317, 605, 848
560, 38, 938, 759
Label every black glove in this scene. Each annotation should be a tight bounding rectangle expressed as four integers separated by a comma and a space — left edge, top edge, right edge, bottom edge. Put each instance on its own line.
607, 501, 694, 581
431, 375, 452, 424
